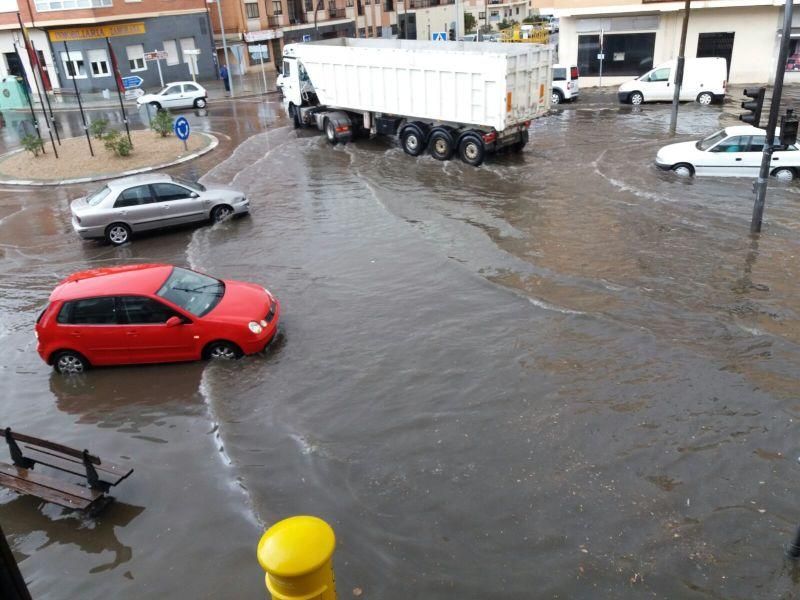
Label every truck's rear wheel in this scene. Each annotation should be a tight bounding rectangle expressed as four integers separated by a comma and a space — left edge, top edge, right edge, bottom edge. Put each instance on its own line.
428, 128, 455, 160
400, 125, 425, 157
458, 133, 485, 167
324, 119, 337, 144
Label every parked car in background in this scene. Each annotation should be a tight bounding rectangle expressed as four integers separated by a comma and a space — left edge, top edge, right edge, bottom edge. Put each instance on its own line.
36, 264, 281, 374
136, 81, 208, 110
655, 125, 799, 180
551, 64, 579, 104
70, 174, 249, 246
618, 57, 727, 105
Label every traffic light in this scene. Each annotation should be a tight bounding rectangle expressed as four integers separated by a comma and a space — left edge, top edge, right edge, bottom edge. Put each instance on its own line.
449, 28, 455, 41
781, 109, 799, 147
739, 87, 766, 127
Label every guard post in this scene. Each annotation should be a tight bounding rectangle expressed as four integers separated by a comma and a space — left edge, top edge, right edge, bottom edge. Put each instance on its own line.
257, 515, 337, 600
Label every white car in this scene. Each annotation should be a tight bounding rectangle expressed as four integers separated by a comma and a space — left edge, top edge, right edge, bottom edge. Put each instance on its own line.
655, 125, 799, 181
552, 63, 579, 105
137, 81, 208, 111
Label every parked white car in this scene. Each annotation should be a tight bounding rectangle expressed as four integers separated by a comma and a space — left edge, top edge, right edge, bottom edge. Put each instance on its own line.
655, 125, 799, 181
552, 63, 579, 105
619, 57, 727, 106
137, 82, 208, 111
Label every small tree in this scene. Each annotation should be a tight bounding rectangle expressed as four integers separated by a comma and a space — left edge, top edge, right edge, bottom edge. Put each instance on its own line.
464, 13, 476, 33
102, 130, 134, 157
89, 117, 109, 140
21, 134, 44, 157
151, 110, 174, 138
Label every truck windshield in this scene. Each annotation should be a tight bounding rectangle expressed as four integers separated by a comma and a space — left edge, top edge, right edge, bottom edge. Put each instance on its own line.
157, 267, 225, 317
696, 130, 727, 151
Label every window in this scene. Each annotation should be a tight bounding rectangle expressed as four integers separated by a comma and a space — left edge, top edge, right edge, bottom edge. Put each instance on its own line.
163, 40, 179, 66
34, 0, 110, 11
60, 51, 86, 79
58, 297, 117, 325
282, 60, 291, 76
180, 38, 198, 76
119, 297, 179, 324
87, 49, 110, 77
644, 67, 670, 82
273, 0, 282, 14
697, 130, 726, 151
126, 44, 146, 71
578, 32, 655, 77
161, 84, 182, 96
153, 183, 192, 202
157, 267, 225, 317
86, 185, 111, 206
245, 2, 259, 18
304, 0, 312, 10
710, 136, 747, 153
553, 67, 566, 81
114, 185, 154, 208
183, 83, 200, 93
749, 136, 765, 152
248, 43, 269, 65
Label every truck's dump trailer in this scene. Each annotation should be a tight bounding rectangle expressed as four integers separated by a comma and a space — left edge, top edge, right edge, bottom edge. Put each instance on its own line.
284, 38, 552, 131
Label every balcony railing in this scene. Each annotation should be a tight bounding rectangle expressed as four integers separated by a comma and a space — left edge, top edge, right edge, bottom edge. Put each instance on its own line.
328, 7, 343, 17
408, 0, 452, 7
268, 15, 283, 25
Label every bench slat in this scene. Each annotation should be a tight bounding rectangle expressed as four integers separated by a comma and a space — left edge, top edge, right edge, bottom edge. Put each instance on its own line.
0, 464, 102, 510
0, 429, 100, 465
22, 446, 132, 485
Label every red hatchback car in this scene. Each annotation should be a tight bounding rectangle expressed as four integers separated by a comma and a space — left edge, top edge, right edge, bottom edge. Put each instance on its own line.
36, 264, 281, 374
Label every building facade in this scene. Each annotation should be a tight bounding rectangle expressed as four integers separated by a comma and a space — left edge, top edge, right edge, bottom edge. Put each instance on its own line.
0, 0, 215, 92
538, 0, 795, 87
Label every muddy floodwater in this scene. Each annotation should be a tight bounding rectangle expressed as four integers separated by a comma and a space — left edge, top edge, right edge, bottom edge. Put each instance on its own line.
1, 90, 799, 598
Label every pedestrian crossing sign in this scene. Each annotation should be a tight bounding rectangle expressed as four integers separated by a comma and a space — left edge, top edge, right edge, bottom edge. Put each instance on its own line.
432, 32, 447, 41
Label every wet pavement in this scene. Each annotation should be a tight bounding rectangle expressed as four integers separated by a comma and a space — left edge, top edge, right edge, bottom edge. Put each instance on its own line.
0, 89, 799, 598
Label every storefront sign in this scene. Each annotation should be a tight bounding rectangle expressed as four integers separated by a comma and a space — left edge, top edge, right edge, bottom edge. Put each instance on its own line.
48, 22, 146, 42
244, 29, 283, 42
144, 51, 168, 61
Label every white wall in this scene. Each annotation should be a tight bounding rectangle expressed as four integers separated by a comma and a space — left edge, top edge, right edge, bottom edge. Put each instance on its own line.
413, 4, 464, 40
559, 4, 781, 87
0, 29, 59, 90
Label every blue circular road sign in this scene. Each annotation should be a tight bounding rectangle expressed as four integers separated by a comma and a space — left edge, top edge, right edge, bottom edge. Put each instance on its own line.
174, 116, 190, 141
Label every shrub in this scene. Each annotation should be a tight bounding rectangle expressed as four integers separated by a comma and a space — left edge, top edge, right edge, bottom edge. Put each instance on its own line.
102, 130, 133, 157
89, 117, 109, 140
151, 110, 174, 138
21, 134, 44, 157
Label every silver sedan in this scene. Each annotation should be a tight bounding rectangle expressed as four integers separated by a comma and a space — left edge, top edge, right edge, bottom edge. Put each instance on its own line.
70, 174, 249, 245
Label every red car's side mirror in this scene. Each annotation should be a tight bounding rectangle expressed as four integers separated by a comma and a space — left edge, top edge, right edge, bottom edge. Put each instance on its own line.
165, 316, 183, 328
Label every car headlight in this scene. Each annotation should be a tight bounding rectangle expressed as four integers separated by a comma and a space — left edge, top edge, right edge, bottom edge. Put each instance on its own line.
259, 320, 268, 328
248, 321, 263, 334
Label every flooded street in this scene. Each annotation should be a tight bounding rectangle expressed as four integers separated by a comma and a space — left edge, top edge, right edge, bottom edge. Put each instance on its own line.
1, 89, 799, 598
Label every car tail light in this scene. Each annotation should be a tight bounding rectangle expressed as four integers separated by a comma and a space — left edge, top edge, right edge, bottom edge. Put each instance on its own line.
482, 131, 497, 144
571, 66, 579, 80
335, 125, 350, 133
523, 120, 531, 128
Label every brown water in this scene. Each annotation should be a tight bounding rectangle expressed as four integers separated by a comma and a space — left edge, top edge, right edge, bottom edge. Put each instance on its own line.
1, 90, 799, 598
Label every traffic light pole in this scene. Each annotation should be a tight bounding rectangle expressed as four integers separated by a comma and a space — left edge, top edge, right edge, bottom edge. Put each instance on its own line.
751, 0, 793, 233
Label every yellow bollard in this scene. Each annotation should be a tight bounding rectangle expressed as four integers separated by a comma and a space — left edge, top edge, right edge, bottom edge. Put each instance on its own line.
257, 515, 337, 600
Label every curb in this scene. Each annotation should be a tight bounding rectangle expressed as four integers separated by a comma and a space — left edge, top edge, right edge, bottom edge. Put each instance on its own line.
0, 132, 219, 187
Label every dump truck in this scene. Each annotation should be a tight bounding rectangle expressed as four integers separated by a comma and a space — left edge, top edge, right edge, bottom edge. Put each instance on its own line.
281, 38, 553, 166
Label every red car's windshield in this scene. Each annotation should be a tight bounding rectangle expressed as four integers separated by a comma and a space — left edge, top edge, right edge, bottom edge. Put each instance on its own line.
156, 267, 225, 316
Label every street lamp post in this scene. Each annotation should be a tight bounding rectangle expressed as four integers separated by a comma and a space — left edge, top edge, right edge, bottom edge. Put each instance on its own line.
214, 0, 235, 96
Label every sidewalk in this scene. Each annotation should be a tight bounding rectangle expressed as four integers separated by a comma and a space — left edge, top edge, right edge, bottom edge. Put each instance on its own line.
45, 70, 280, 111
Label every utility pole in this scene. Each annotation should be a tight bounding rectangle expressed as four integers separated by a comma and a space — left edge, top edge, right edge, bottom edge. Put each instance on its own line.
751, 0, 793, 233
214, 0, 235, 96
669, 0, 691, 135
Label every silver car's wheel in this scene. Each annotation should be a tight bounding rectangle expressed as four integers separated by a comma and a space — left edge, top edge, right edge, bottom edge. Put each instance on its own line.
195, 97, 207, 109
630, 91, 644, 105
54, 351, 88, 375
773, 167, 795, 182
671, 164, 693, 177
106, 223, 131, 246
205, 341, 242, 360
211, 205, 234, 223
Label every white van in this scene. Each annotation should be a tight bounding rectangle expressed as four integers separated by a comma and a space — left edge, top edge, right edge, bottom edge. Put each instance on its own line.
618, 57, 727, 106
552, 64, 580, 105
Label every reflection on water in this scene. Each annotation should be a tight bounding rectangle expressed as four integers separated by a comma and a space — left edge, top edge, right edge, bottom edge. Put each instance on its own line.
1, 495, 144, 573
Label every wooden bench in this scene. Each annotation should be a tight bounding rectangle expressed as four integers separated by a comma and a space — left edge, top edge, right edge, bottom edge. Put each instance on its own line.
0, 427, 133, 514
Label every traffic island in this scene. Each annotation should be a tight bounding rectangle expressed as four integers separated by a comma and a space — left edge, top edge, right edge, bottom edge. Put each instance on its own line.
0, 130, 218, 186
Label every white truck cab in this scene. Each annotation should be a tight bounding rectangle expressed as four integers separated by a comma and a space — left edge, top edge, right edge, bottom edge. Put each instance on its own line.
618, 57, 727, 106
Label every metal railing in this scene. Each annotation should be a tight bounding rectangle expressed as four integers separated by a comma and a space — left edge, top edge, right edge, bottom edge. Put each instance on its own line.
267, 15, 283, 25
